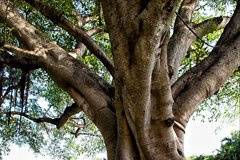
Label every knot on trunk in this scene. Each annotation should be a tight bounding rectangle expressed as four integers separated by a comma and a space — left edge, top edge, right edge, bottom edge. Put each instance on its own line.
164, 117, 175, 127
177, 148, 184, 157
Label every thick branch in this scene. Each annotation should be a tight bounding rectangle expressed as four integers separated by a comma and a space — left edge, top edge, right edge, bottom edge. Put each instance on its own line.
57, 103, 83, 129
67, 87, 117, 160
138, 0, 182, 40
72, 28, 104, 58
0, 0, 46, 48
0, 50, 39, 69
194, 16, 230, 37
168, 0, 199, 82
23, 0, 114, 75
173, 43, 240, 124
2, 44, 40, 58
72, 10, 95, 27
168, 0, 230, 83
173, 1, 240, 128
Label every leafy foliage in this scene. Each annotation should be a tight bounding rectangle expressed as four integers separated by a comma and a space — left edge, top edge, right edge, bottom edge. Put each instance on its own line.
0, 68, 105, 159
191, 131, 240, 160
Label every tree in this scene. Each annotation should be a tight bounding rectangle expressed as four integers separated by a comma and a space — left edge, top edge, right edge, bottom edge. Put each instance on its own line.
191, 131, 240, 160
0, 0, 239, 159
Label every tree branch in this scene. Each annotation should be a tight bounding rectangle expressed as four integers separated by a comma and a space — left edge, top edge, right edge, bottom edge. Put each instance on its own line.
168, 0, 230, 83
0, 111, 59, 125
168, 0, 199, 82
1, 102, 83, 129
72, 10, 95, 27
2, 44, 40, 58
72, 27, 104, 58
56, 103, 83, 129
0, 50, 39, 69
23, 0, 114, 75
173, 1, 240, 128
70, 130, 101, 138
1, 101, 85, 130
194, 16, 230, 37
138, 0, 182, 39
0, 0, 46, 48
0, 85, 17, 105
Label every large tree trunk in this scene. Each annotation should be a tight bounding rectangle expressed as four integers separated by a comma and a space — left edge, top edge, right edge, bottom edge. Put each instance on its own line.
101, 1, 186, 159
0, 0, 240, 160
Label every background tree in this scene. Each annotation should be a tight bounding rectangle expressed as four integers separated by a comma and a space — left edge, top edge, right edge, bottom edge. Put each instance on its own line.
191, 131, 240, 160
0, 0, 239, 160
